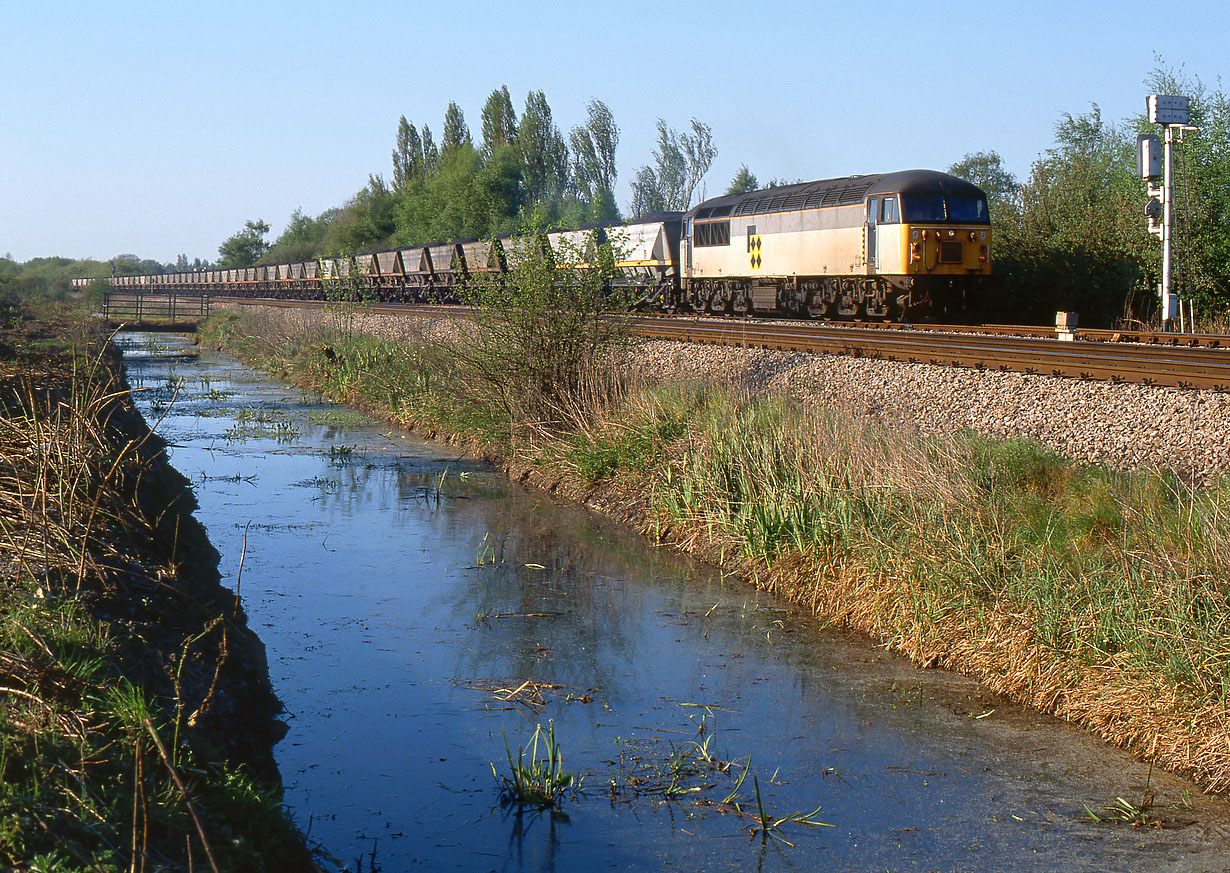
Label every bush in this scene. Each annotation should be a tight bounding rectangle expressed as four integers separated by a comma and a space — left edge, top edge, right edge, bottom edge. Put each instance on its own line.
449, 222, 625, 431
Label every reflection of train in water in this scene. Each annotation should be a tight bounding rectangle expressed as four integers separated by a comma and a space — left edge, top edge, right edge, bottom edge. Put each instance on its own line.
84, 169, 990, 322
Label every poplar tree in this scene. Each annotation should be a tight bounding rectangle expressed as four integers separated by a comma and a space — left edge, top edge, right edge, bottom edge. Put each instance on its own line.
441, 102, 472, 155
630, 118, 716, 213
480, 86, 518, 156
421, 124, 439, 177
392, 115, 424, 190
570, 99, 619, 202
517, 90, 569, 203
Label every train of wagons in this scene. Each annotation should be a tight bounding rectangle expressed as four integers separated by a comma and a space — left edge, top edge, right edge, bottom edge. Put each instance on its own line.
83, 169, 991, 322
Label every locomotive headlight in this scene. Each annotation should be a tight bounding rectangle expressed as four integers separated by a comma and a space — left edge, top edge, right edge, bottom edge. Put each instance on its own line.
979, 245, 989, 263
968, 231, 976, 241
947, 229, 955, 238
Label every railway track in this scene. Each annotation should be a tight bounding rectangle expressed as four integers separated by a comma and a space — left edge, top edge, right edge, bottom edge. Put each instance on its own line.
833, 319, 1229, 349
195, 297, 1230, 392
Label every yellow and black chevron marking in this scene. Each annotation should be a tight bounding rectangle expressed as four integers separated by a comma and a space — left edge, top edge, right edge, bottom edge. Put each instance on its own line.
748, 234, 762, 269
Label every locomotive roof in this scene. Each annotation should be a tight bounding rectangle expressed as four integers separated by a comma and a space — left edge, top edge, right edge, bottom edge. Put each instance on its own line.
690, 170, 985, 220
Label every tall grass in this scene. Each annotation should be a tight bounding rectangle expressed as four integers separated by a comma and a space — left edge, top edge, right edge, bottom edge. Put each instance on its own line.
0, 316, 306, 870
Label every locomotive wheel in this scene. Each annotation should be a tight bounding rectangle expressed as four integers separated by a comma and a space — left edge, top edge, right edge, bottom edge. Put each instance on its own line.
731, 282, 751, 315
804, 291, 831, 319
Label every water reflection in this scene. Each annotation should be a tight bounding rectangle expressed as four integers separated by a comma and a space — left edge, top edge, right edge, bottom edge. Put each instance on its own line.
117, 333, 1230, 873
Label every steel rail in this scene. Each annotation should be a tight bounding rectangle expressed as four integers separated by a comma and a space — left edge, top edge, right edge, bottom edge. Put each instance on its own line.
628, 318, 1230, 391
210, 297, 1230, 392
797, 318, 1229, 348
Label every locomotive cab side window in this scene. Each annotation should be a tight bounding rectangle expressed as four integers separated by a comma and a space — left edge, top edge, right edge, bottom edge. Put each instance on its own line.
880, 195, 899, 223
694, 219, 730, 247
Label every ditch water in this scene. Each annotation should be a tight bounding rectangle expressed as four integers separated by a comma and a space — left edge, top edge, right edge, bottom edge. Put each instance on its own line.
119, 332, 1230, 872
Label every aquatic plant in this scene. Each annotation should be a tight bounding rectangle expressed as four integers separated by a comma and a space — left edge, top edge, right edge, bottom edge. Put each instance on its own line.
327, 444, 355, 463
492, 721, 579, 808
746, 776, 834, 844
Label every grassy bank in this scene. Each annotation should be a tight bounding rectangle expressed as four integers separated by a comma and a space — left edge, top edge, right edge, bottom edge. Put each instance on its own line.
0, 307, 311, 871
201, 304, 1230, 794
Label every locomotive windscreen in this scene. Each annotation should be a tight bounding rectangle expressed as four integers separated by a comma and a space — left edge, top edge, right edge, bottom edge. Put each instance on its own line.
947, 195, 990, 222
901, 193, 989, 223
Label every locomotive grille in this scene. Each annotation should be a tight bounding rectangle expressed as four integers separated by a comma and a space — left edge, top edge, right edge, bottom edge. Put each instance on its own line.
940, 242, 963, 263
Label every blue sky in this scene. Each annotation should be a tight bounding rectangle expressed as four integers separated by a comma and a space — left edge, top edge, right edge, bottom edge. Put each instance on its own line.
2, 0, 1226, 263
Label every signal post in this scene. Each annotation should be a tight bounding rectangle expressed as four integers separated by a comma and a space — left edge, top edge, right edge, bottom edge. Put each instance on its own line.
1138, 94, 1195, 331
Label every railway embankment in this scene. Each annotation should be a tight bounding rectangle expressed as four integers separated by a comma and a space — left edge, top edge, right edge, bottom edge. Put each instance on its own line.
201, 303, 1230, 795
0, 309, 313, 870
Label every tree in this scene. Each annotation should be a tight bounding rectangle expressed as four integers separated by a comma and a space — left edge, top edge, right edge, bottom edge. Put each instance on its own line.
630, 118, 717, 213
966, 107, 1147, 325
570, 99, 619, 203
392, 115, 424, 191
480, 85, 518, 157
395, 144, 517, 245
725, 164, 759, 195
441, 101, 472, 155
263, 208, 335, 263
1019, 105, 1140, 254
678, 119, 717, 207
217, 219, 271, 268
326, 175, 398, 254
421, 124, 439, 177
517, 90, 569, 203
629, 166, 667, 216
948, 150, 1020, 220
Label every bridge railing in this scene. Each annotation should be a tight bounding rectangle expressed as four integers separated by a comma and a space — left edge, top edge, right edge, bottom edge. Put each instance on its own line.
102, 292, 210, 323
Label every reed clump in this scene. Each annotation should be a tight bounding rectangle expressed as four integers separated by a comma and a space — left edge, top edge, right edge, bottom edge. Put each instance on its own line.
200, 305, 1230, 793
492, 721, 579, 809
0, 308, 309, 870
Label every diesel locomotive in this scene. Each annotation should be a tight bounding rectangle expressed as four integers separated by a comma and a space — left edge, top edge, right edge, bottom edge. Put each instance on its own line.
84, 169, 991, 322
